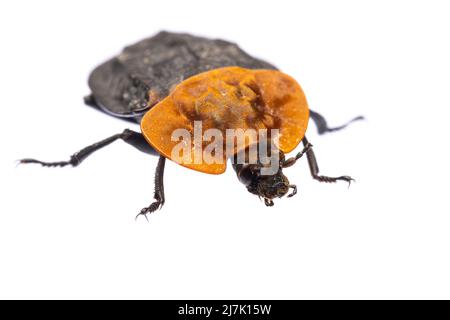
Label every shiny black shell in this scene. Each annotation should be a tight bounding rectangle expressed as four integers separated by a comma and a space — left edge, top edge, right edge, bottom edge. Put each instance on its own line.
86, 31, 277, 122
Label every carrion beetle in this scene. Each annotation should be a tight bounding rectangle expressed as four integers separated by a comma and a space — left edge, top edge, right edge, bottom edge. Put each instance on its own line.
20, 31, 363, 218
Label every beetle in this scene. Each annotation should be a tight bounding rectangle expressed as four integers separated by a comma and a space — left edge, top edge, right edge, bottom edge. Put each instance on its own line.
20, 31, 363, 218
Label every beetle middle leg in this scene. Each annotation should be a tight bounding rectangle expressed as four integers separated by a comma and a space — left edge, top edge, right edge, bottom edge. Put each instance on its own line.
302, 136, 354, 185
309, 109, 364, 135
136, 156, 166, 220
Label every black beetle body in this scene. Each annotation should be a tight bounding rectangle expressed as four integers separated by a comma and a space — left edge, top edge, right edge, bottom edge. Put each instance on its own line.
86, 31, 276, 122
21, 31, 362, 218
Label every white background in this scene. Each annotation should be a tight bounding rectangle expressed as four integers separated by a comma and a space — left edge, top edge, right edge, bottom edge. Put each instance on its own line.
1, 0, 449, 299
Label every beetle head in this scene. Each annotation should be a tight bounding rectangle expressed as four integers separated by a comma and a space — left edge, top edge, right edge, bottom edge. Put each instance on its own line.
234, 160, 294, 206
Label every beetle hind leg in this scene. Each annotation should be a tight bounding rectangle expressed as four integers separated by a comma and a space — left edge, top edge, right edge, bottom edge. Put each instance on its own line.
19, 129, 158, 168
19, 158, 75, 168
21, 130, 168, 218
309, 109, 364, 135
18, 132, 123, 168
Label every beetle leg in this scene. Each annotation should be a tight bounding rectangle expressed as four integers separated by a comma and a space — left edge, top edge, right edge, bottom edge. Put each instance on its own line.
136, 156, 166, 219
83, 94, 97, 108
309, 109, 364, 135
282, 142, 313, 168
19, 129, 158, 167
264, 198, 274, 207
287, 185, 297, 198
302, 136, 354, 186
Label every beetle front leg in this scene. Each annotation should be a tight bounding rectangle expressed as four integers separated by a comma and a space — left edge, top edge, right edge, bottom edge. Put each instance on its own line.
287, 184, 297, 198
282, 142, 313, 168
136, 156, 166, 220
302, 136, 354, 186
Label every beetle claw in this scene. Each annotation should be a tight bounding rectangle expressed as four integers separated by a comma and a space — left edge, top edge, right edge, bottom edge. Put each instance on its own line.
338, 176, 355, 188
135, 211, 150, 222
135, 199, 164, 221
287, 184, 297, 198
14, 160, 23, 168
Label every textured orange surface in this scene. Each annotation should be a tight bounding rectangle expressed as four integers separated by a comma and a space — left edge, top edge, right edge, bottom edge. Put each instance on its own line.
141, 67, 309, 174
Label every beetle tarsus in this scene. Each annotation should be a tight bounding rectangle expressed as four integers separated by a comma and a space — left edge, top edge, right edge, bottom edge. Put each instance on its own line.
18, 129, 158, 169
135, 211, 149, 222
20, 130, 165, 220
313, 175, 354, 186
309, 109, 364, 135
135, 198, 164, 221
302, 136, 356, 187
264, 198, 274, 207
18, 158, 75, 167
136, 156, 166, 221
138, 200, 163, 217
287, 185, 297, 198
